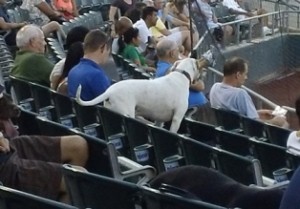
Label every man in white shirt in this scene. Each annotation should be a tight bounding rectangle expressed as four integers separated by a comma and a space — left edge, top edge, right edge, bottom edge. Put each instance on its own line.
222, 0, 272, 35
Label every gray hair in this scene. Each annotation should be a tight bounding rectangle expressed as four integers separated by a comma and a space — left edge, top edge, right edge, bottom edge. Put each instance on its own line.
16, 24, 43, 48
156, 39, 177, 58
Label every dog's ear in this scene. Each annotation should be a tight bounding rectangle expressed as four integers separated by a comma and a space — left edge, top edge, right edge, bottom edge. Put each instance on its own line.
196, 58, 208, 71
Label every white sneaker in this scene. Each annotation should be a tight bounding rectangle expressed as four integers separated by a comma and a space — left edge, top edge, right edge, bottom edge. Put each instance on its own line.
263, 26, 272, 36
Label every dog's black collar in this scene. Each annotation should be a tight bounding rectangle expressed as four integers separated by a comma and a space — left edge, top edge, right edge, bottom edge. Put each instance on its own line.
173, 70, 192, 85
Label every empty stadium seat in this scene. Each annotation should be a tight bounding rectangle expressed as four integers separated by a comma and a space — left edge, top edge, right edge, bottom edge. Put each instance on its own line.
184, 117, 217, 145
182, 136, 216, 168
240, 116, 267, 140
141, 185, 228, 209
264, 124, 291, 147
212, 107, 243, 132
214, 148, 263, 186
149, 125, 186, 173
0, 185, 77, 209
63, 164, 142, 209
97, 106, 129, 156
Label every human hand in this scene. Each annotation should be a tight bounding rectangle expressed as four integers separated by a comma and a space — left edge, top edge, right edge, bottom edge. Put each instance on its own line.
0, 133, 9, 153
258, 109, 273, 120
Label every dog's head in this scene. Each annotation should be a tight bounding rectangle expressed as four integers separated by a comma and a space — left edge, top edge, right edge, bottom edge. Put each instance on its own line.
170, 58, 209, 82
0, 93, 21, 120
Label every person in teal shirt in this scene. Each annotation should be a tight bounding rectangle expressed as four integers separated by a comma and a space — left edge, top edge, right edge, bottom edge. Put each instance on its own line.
118, 27, 156, 72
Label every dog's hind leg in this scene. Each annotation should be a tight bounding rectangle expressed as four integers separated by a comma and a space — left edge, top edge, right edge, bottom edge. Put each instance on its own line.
169, 111, 186, 133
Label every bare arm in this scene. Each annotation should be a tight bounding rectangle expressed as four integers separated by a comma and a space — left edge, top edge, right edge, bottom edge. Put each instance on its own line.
0, 18, 25, 30
190, 80, 205, 91
36, 1, 61, 18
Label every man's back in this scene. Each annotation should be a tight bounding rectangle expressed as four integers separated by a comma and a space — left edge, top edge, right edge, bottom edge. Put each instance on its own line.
209, 82, 258, 118
11, 50, 53, 87
68, 58, 111, 101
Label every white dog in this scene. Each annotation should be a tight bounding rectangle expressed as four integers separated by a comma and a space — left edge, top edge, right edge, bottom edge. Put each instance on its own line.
76, 57, 211, 132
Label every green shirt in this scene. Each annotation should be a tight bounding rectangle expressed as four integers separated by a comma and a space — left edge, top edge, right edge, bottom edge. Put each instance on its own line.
122, 44, 146, 66
11, 51, 54, 87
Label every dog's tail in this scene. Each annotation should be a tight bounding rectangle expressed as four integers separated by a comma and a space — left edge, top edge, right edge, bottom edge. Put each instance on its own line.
75, 85, 109, 106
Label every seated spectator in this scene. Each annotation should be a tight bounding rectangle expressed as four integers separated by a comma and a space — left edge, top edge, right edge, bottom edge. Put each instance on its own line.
156, 0, 199, 47
68, 30, 111, 100
50, 26, 89, 90
222, 0, 272, 36
21, 0, 66, 38
286, 96, 300, 155
135, 6, 193, 56
0, 87, 88, 202
112, 16, 133, 54
118, 27, 156, 72
192, 0, 233, 44
209, 57, 288, 127
53, 0, 78, 20
156, 39, 207, 108
0, 0, 26, 46
109, 0, 137, 36
11, 25, 54, 87
55, 42, 83, 95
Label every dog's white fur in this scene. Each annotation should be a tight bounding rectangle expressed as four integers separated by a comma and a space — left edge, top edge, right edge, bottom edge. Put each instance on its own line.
76, 58, 205, 132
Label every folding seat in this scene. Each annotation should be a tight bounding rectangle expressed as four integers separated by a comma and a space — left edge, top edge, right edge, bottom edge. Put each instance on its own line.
16, 109, 40, 135
9, 76, 35, 112
123, 116, 155, 165
216, 128, 253, 156
50, 90, 78, 128
141, 185, 228, 209
181, 136, 216, 168
240, 116, 267, 141
72, 102, 103, 138
212, 107, 243, 132
29, 82, 57, 122
0, 185, 78, 209
149, 125, 186, 173
62, 164, 142, 209
264, 124, 291, 147
184, 117, 217, 145
250, 138, 291, 179
214, 148, 263, 186
97, 106, 129, 156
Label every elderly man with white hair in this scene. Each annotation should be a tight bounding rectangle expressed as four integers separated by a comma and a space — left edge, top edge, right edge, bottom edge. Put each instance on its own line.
10, 24, 54, 87
155, 39, 207, 108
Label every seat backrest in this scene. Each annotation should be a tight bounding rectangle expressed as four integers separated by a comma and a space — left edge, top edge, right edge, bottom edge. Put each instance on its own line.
184, 117, 217, 145
216, 128, 252, 156
212, 107, 242, 132
181, 137, 216, 168
141, 186, 227, 209
214, 148, 263, 186
149, 125, 186, 173
240, 116, 266, 139
123, 116, 151, 159
265, 124, 291, 147
0, 185, 77, 209
97, 106, 129, 156
251, 139, 289, 179
63, 164, 141, 209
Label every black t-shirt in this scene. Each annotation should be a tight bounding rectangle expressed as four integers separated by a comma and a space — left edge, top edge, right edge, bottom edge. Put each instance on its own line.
112, 0, 136, 16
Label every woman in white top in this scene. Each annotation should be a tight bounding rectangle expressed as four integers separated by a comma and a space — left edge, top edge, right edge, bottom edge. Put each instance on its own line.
287, 97, 300, 155
50, 26, 89, 90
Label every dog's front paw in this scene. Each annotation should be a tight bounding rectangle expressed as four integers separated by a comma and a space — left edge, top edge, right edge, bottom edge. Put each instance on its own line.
202, 45, 217, 67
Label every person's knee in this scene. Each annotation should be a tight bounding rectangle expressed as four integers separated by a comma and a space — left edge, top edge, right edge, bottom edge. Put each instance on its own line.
61, 135, 89, 162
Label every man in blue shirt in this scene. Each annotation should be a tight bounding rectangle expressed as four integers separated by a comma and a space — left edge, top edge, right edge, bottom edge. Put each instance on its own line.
155, 39, 207, 108
68, 30, 111, 101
